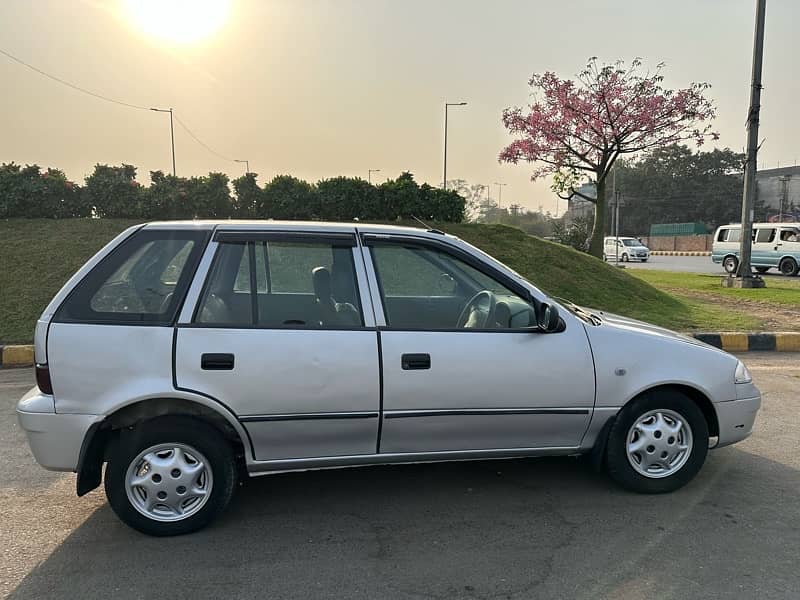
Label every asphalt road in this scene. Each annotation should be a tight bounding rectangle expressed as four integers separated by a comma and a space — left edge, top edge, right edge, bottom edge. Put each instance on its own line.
621, 254, 789, 277
2, 355, 799, 600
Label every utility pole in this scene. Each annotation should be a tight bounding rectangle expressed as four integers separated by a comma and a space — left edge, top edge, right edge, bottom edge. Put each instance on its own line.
779, 176, 790, 222
150, 107, 176, 176
442, 102, 467, 190
368, 169, 381, 184
234, 159, 250, 175
731, 0, 767, 288
493, 182, 507, 208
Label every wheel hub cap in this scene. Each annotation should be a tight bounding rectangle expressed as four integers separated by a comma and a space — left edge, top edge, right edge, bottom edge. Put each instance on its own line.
626, 409, 693, 478
125, 443, 213, 522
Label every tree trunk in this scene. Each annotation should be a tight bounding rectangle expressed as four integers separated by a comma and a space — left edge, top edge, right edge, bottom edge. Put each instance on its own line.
588, 179, 606, 258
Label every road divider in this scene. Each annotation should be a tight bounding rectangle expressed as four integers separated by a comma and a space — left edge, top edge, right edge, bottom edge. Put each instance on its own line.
649, 251, 711, 256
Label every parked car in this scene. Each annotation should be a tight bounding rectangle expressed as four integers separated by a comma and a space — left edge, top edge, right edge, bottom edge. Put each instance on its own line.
603, 236, 650, 262
17, 221, 761, 536
712, 223, 800, 275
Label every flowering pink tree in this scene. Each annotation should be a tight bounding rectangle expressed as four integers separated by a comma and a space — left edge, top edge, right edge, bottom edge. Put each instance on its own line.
500, 58, 717, 257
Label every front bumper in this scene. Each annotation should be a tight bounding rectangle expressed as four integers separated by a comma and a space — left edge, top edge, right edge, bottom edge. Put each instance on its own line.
16, 387, 100, 472
715, 395, 761, 448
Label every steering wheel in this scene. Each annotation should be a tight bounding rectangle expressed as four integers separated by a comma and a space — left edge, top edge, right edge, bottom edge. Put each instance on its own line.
456, 290, 497, 328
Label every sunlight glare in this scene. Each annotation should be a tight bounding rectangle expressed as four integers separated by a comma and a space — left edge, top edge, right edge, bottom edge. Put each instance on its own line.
124, 0, 232, 44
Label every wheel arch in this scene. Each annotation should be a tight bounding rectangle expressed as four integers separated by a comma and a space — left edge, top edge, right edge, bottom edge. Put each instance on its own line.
625, 383, 719, 439
77, 396, 250, 496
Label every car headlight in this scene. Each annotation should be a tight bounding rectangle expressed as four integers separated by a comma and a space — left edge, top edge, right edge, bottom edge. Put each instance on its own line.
735, 360, 752, 384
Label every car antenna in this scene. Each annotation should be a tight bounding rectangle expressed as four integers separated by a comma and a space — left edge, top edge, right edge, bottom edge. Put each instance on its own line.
411, 215, 445, 235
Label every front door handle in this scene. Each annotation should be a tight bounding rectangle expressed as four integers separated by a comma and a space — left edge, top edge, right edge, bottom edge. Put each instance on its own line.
402, 353, 431, 370
201, 353, 235, 370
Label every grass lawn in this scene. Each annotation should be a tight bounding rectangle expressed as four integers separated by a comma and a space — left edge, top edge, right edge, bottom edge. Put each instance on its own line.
630, 270, 800, 331
0, 218, 765, 343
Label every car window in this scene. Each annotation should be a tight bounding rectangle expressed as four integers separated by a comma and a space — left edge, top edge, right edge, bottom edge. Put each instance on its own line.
195, 239, 363, 328
780, 229, 799, 242
55, 229, 208, 324
725, 229, 741, 243
370, 243, 534, 330
755, 228, 776, 243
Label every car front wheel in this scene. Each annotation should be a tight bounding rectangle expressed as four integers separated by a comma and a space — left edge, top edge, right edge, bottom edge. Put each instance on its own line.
105, 416, 237, 536
605, 390, 708, 493
723, 255, 739, 274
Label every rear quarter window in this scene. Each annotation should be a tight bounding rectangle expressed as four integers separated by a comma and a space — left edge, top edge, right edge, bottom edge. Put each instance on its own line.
54, 228, 210, 325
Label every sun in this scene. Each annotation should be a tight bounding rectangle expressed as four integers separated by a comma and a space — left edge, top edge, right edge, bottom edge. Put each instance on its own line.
124, 0, 231, 44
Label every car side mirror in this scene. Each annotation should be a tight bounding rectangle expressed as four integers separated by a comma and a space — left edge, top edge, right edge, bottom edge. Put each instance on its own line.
537, 302, 561, 333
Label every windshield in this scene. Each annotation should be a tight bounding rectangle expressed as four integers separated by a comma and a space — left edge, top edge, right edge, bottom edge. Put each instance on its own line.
622, 239, 643, 247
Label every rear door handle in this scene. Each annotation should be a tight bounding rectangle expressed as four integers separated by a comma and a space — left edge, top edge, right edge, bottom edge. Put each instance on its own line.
201, 353, 235, 370
402, 353, 431, 370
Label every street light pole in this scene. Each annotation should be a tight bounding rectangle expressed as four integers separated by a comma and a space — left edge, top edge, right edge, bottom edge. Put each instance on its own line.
493, 182, 507, 208
733, 0, 767, 288
443, 102, 467, 190
235, 159, 250, 175
368, 169, 381, 184
150, 107, 176, 176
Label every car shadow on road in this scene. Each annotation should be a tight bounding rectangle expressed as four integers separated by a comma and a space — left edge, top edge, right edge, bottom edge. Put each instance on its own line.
7, 448, 800, 600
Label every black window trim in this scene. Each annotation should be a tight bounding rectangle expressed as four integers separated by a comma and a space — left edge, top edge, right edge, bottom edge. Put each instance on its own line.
53, 228, 211, 327
361, 233, 553, 334
192, 233, 368, 331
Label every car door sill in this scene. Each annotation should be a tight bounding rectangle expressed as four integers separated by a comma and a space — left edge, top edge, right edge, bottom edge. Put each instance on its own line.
246, 446, 582, 476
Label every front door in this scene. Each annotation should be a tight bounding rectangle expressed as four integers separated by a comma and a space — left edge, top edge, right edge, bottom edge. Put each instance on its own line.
175, 231, 380, 461
363, 236, 595, 454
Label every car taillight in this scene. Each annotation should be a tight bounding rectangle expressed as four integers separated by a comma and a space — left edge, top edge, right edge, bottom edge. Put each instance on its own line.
35, 364, 53, 395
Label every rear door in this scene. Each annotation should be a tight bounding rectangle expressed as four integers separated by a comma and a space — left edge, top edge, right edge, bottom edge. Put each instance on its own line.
362, 234, 595, 454
175, 230, 380, 462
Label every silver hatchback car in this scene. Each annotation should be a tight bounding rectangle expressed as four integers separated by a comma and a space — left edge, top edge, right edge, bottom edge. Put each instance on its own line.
17, 221, 761, 536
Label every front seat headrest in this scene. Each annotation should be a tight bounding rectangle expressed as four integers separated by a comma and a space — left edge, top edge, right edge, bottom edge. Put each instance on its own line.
312, 266, 333, 300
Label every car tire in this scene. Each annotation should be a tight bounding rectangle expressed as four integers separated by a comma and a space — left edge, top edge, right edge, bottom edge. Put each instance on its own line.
605, 390, 708, 494
779, 257, 798, 277
755, 266, 769, 274
621, 253, 629, 262
723, 255, 739, 274
105, 416, 237, 536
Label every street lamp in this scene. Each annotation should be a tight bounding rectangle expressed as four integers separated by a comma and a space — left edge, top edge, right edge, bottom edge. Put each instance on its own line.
235, 159, 250, 175
368, 169, 381, 184
443, 102, 467, 190
150, 107, 176, 176
493, 182, 507, 207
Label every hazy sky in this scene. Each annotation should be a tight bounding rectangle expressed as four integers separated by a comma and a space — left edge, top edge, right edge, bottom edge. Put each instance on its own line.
1, 0, 798, 214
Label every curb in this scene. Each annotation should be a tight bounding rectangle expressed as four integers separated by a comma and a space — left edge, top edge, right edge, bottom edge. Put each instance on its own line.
649, 251, 711, 256
0, 345, 35, 368
692, 332, 800, 352
2, 333, 800, 369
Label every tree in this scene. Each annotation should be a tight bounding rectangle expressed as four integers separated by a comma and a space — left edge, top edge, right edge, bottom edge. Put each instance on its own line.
613, 144, 753, 235
260, 175, 317, 219
85, 164, 144, 218
499, 57, 717, 257
231, 172, 261, 218
316, 177, 381, 220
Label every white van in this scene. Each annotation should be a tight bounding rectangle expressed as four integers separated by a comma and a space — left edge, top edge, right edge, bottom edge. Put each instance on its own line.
603, 237, 650, 262
712, 223, 800, 275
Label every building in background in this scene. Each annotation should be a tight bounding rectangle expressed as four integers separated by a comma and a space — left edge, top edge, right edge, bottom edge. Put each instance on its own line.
756, 166, 800, 221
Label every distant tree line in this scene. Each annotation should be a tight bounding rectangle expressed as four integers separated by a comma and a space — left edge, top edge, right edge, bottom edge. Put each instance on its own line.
0, 163, 465, 222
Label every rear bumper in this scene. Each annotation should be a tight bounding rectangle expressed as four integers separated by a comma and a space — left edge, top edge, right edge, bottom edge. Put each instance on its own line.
16, 387, 100, 472
715, 395, 761, 448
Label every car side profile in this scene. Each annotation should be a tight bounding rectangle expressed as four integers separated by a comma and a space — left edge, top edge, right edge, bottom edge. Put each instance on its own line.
712, 222, 800, 275
17, 221, 761, 536
603, 236, 650, 262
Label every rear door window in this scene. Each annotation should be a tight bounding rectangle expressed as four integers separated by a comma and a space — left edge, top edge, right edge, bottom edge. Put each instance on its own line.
55, 229, 209, 325
755, 228, 776, 244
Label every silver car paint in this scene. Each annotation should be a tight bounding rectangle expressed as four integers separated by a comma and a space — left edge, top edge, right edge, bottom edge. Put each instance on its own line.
16, 220, 761, 476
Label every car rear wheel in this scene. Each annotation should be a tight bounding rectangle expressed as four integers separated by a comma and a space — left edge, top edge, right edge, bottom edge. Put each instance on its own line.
605, 390, 708, 493
779, 257, 799, 276
105, 416, 237, 536
723, 255, 739, 274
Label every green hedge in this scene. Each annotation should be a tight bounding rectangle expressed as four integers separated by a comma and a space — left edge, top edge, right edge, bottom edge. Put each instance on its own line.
0, 164, 465, 223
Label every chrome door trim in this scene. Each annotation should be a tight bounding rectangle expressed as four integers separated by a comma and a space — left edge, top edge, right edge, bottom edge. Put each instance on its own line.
178, 238, 219, 324
383, 408, 590, 419
246, 445, 582, 475
240, 411, 379, 423
357, 245, 387, 326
